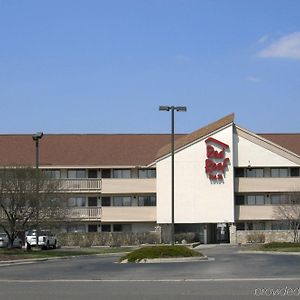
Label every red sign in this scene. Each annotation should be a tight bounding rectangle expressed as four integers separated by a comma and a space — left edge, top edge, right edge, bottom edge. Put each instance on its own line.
205, 137, 230, 181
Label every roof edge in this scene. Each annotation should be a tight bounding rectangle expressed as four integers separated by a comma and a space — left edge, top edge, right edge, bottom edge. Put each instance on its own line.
155, 113, 235, 161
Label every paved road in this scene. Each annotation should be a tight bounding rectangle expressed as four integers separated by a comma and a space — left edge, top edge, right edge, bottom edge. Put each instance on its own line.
0, 245, 300, 299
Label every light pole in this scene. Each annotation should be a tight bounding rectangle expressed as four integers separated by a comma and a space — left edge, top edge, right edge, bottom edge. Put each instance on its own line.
32, 132, 43, 249
159, 106, 187, 245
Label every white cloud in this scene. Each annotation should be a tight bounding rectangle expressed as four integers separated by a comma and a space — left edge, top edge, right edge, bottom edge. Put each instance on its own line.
258, 32, 300, 59
246, 76, 262, 83
258, 34, 269, 44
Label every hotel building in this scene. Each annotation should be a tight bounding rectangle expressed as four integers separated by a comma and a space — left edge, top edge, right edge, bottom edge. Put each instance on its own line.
0, 113, 299, 244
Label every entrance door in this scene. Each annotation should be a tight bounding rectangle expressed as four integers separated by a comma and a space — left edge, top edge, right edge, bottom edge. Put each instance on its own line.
216, 223, 229, 243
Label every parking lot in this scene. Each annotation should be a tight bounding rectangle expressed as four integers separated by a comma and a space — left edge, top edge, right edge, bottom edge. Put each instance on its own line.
1, 245, 300, 299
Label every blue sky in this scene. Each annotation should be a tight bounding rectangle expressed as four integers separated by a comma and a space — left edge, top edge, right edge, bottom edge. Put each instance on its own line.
0, 0, 299, 134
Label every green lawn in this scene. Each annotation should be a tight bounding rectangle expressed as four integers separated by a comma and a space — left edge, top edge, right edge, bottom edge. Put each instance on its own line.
0, 247, 134, 261
258, 242, 300, 252
120, 245, 203, 263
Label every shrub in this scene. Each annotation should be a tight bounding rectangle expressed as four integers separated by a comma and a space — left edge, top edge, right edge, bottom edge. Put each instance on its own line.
120, 245, 203, 262
246, 232, 265, 243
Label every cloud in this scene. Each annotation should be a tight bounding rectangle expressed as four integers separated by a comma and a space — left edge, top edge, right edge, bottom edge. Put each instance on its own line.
258, 34, 269, 44
258, 32, 300, 59
246, 76, 262, 83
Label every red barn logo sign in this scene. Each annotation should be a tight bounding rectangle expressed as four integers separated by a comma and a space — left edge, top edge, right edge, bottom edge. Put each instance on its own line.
205, 137, 230, 181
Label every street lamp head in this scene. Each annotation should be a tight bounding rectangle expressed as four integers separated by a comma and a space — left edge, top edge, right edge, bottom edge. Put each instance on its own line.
159, 106, 171, 111
32, 132, 44, 141
175, 106, 187, 112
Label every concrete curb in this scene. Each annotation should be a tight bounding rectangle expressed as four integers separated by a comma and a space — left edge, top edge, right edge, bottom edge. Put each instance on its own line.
120, 256, 214, 264
0, 252, 129, 267
238, 250, 300, 255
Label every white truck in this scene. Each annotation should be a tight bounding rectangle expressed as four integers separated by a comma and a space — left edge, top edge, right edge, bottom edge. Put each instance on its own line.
25, 230, 57, 250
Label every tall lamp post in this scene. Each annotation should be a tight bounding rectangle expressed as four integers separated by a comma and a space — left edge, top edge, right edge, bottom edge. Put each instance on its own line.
159, 106, 187, 245
32, 132, 43, 249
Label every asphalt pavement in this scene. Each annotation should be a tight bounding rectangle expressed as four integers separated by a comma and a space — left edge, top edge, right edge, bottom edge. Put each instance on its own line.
0, 245, 300, 299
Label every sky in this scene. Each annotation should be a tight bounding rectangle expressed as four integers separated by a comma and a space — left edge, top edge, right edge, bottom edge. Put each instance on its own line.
0, 0, 299, 134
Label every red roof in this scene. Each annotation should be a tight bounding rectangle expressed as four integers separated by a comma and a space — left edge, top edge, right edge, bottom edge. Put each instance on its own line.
258, 134, 300, 157
0, 134, 185, 167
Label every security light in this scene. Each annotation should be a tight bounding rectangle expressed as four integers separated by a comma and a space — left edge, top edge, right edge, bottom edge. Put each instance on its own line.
159, 106, 171, 111
32, 132, 44, 141
175, 106, 187, 112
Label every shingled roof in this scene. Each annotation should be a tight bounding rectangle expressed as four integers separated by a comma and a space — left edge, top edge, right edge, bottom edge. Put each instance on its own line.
0, 134, 184, 167
156, 113, 235, 160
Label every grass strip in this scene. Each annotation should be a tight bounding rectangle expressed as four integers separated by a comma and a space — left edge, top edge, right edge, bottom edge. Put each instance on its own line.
120, 245, 203, 263
0, 247, 133, 261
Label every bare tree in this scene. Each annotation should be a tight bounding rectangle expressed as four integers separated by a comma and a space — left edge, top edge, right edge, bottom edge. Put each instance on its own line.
0, 167, 68, 248
275, 192, 300, 243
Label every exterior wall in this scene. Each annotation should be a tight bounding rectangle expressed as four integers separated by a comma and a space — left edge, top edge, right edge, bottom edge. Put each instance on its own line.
235, 205, 280, 221
233, 134, 299, 167
157, 124, 235, 224
101, 207, 156, 222
235, 177, 300, 193
236, 230, 297, 244
101, 178, 156, 194
131, 223, 156, 233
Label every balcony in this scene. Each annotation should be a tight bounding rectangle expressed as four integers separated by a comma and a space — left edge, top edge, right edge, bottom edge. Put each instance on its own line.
101, 207, 156, 222
101, 178, 156, 194
68, 207, 102, 221
56, 179, 102, 192
235, 177, 300, 193
235, 205, 278, 221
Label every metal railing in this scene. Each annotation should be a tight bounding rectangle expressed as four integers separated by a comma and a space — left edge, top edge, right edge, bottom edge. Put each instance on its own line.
68, 207, 102, 220
57, 179, 102, 191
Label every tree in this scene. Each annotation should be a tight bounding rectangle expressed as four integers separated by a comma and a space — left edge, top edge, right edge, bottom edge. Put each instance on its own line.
275, 192, 300, 243
0, 167, 68, 248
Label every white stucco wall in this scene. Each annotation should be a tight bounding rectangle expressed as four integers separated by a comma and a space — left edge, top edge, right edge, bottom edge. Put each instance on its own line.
156, 124, 235, 224
233, 134, 299, 167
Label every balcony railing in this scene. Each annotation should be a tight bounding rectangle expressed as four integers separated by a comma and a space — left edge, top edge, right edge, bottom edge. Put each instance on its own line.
57, 179, 102, 192
68, 207, 102, 220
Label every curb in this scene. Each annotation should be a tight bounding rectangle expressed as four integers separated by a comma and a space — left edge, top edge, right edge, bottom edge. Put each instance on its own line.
120, 256, 214, 264
0, 252, 130, 267
238, 250, 300, 256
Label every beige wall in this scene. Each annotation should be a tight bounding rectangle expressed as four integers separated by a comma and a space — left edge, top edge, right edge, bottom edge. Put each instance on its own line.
101, 179, 156, 194
235, 177, 300, 193
235, 205, 280, 220
101, 207, 156, 222
157, 124, 235, 224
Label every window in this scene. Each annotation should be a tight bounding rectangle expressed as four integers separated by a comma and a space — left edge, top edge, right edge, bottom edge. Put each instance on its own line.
235, 195, 245, 205
271, 221, 290, 230
246, 222, 253, 230
67, 169, 86, 179
67, 225, 86, 233
101, 224, 111, 232
291, 168, 300, 177
101, 197, 111, 206
88, 197, 97, 207
271, 168, 288, 177
138, 196, 156, 206
254, 222, 265, 230
88, 224, 98, 232
236, 223, 245, 231
44, 169, 61, 179
88, 169, 98, 178
138, 169, 156, 178
112, 196, 132, 206
113, 224, 122, 232
101, 169, 111, 178
246, 195, 265, 205
112, 224, 131, 232
271, 194, 288, 205
246, 168, 264, 177
235, 168, 244, 178
113, 169, 131, 178
68, 197, 86, 207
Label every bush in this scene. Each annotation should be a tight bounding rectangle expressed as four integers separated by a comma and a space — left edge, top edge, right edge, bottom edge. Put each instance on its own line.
57, 232, 161, 247
262, 242, 300, 249
246, 232, 265, 243
120, 245, 203, 262
175, 232, 199, 244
